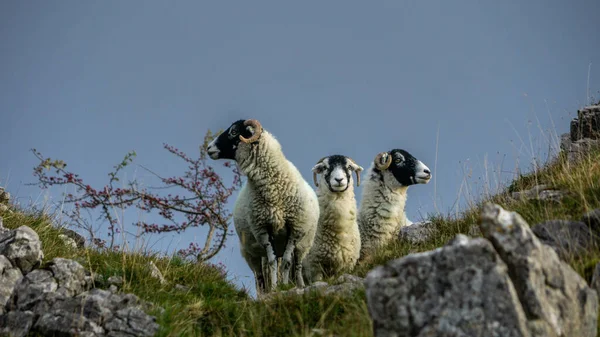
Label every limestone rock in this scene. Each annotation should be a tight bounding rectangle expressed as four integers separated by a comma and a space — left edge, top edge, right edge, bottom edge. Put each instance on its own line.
334, 274, 363, 284
0, 226, 44, 274
365, 204, 598, 337
365, 234, 530, 337
0, 255, 23, 314
531, 220, 597, 259
0, 310, 35, 337
511, 184, 565, 203
148, 261, 166, 285
33, 311, 105, 336
103, 307, 160, 337
398, 221, 437, 245
60, 228, 86, 248
0, 187, 10, 204
10, 269, 58, 312
58, 234, 78, 249
480, 203, 598, 337
561, 133, 600, 162
261, 275, 364, 301
0, 188, 10, 214
570, 104, 600, 141
108, 275, 124, 286
581, 208, 600, 234
0, 225, 160, 336
48, 258, 91, 297
174, 284, 190, 292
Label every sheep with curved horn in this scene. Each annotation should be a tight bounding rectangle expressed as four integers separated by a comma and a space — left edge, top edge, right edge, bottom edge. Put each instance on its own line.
357, 149, 432, 260
206, 119, 319, 294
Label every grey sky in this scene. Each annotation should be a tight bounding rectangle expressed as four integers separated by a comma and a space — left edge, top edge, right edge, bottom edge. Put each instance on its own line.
1, 0, 599, 296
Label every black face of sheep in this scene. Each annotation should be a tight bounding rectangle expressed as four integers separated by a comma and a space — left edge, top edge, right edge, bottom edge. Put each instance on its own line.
312, 155, 364, 193
206, 119, 262, 160
374, 149, 431, 186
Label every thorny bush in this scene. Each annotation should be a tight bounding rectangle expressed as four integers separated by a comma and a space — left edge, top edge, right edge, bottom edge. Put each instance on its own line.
30, 130, 242, 262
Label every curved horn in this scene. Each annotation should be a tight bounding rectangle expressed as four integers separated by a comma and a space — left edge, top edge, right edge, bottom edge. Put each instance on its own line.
239, 119, 263, 144
312, 156, 328, 187
347, 157, 363, 187
374, 152, 392, 170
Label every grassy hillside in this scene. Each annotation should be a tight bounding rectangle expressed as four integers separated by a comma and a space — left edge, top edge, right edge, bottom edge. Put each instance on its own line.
2, 145, 600, 337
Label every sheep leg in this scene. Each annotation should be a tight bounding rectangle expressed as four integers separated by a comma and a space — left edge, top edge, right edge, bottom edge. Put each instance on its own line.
281, 239, 295, 285
256, 232, 278, 292
293, 245, 306, 288
282, 229, 308, 287
260, 256, 270, 292
255, 259, 267, 296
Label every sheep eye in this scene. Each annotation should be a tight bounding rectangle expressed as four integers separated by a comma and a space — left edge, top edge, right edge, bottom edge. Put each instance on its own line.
230, 130, 238, 137
395, 158, 402, 164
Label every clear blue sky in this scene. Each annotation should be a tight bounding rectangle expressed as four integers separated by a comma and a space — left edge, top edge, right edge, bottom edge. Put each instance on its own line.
1, 0, 599, 296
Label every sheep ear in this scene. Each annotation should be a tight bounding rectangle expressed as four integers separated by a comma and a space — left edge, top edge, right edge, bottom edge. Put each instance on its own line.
346, 157, 362, 172
311, 162, 325, 174
311, 163, 326, 187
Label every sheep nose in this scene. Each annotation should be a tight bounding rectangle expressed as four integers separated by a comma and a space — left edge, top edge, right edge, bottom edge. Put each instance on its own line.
424, 169, 431, 175
335, 178, 344, 183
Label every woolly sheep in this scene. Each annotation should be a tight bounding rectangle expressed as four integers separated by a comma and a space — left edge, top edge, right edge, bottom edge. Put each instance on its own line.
357, 149, 431, 260
206, 119, 319, 293
303, 155, 364, 283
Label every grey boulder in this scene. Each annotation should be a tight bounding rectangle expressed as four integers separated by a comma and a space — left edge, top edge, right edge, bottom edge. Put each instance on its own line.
48, 257, 92, 297
398, 221, 437, 245
365, 204, 598, 337
0, 256, 23, 315
531, 220, 597, 259
511, 184, 565, 203
0, 226, 44, 274
0, 310, 35, 337
481, 203, 597, 336
366, 234, 529, 337
570, 104, 600, 141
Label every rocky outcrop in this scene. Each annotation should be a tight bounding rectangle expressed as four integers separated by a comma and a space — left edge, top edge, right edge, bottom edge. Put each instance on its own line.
570, 104, 600, 141
561, 104, 600, 162
480, 204, 597, 337
365, 204, 598, 337
0, 225, 160, 337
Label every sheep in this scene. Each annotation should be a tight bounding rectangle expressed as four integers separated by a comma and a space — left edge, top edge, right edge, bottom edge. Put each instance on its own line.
303, 155, 364, 283
206, 119, 319, 294
357, 149, 431, 260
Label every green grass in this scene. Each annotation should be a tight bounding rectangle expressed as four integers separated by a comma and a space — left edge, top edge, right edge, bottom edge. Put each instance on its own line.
2, 146, 600, 336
